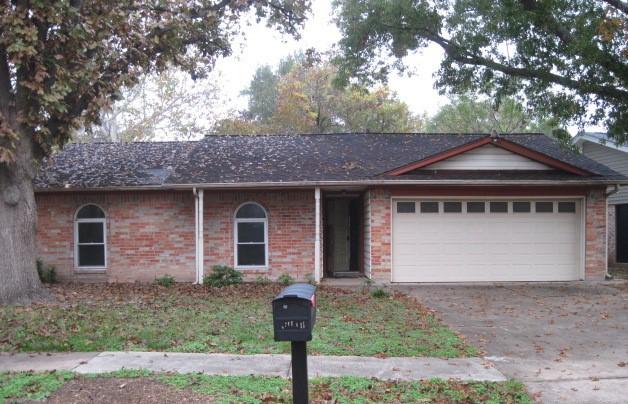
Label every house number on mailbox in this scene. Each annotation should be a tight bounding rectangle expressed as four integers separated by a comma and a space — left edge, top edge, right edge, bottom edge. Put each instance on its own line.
280, 320, 307, 330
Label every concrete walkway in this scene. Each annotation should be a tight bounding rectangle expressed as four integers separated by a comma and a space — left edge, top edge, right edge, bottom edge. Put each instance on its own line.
0, 352, 506, 382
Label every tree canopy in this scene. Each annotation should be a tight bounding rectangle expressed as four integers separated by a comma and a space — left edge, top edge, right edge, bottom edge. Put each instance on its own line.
426, 96, 556, 134
214, 56, 423, 134
333, 0, 628, 142
0, 0, 308, 162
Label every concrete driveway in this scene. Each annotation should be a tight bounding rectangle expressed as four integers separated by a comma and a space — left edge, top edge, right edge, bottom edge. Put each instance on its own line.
397, 282, 628, 403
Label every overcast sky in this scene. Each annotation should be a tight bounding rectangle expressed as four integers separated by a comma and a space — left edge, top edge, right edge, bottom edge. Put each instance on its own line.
213, 0, 448, 118
201, 0, 602, 135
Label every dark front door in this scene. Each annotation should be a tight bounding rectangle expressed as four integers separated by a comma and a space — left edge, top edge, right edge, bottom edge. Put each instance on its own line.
324, 196, 363, 277
617, 204, 628, 263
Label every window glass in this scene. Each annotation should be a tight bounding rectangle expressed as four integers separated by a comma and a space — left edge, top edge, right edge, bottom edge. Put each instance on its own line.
76, 204, 105, 219
558, 202, 576, 213
237, 245, 266, 266
236, 203, 266, 218
235, 203, 267, 266
76, 205, 106, 268
443, 201, 462, 213
78, 245, 105, 267
535, 201, 554, 213
420, 201, 439, 213
513, 202, 531, 213
237, 222, 265, 243
490, 201, 508, 213
396, 202, 415, 213
466, 202, 485, 213
78, 222, 104, 243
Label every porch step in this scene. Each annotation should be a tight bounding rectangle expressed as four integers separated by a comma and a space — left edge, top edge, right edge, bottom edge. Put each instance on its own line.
331, 271, 363, 278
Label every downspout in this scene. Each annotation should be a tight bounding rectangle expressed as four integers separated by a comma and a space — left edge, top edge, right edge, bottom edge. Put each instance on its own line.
604, 185, 620, 280
198, 189, 204, 283
193, 187, 199, 284
314, 187, 321, 283
606, 184, 620, 198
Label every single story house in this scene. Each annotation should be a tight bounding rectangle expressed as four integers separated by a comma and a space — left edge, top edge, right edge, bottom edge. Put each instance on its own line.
34, 133, 627, 284
573, 132, 628, 266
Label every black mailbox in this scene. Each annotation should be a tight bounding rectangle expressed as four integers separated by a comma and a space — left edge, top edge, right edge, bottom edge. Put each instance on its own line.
272, 283, 316, 342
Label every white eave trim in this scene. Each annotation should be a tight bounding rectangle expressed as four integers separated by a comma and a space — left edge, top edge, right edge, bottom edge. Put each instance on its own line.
34, 178, 628, 193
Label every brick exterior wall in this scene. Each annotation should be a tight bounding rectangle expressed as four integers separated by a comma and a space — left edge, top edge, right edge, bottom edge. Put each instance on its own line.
36, 191, 195, 282
585, 188, 607, 279
203, 190, 315, 281
36, 186, 607, 283
367, 189, 392, 282
608, 205, 616, 266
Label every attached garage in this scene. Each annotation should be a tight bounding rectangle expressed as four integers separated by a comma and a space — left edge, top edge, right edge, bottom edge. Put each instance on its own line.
392, 199, 584, 282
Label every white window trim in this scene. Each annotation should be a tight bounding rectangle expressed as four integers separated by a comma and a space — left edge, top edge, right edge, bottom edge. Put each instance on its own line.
234, 202, 269, 269
74, 204, 107, 270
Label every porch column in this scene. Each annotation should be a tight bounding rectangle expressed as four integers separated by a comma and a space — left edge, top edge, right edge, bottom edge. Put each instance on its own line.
194, 189, 204, 284
198, 189, 204, 283
314, 187, 321, 283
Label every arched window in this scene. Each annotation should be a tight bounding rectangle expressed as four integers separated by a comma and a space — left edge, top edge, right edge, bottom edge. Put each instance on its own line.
75, 204, 106, 268
234, 202, 268, 267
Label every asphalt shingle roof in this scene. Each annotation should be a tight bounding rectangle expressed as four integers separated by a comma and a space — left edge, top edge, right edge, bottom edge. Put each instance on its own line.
34, 133, 625, 190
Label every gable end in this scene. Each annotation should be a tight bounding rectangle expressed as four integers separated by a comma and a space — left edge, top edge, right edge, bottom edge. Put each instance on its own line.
385, 136, 593, 176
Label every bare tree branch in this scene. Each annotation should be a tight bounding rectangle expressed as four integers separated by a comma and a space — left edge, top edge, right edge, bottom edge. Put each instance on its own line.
601, 0, 628, 14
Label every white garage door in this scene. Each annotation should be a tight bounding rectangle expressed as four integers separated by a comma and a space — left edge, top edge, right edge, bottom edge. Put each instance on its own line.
392, 199, 583, 282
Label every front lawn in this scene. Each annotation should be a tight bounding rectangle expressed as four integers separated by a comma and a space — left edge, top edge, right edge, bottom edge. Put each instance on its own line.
0, 371, 532, 403
0, 284, 476, 357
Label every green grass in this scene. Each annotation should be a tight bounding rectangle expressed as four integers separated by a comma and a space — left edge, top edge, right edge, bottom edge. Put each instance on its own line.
0, 371, 73, 402
0, 371, 532, 404
0, 284, 476, 357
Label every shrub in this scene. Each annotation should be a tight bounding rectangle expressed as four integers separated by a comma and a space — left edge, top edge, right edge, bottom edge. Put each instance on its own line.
155, 274, 175, 287
277, 273, 294, 286
370, 287, 389, 298
36, 259, 57, 284
255, 275, 271, 285
203, 265, 242, 288
361, 277, 374, 293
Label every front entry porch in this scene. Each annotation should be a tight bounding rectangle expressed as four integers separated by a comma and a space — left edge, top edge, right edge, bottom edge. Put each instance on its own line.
323, 193, 365, 279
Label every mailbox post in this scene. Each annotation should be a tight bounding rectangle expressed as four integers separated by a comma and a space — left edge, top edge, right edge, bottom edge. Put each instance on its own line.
272, 283, 317, 404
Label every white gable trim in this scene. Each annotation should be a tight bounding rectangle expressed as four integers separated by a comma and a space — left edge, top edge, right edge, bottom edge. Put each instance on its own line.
423, 144, 553, 170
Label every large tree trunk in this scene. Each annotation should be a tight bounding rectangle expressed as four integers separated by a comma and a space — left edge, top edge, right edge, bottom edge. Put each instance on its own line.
0, 130, 48, 305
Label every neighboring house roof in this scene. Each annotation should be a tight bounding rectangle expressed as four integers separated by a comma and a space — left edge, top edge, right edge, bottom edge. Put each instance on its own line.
572, 132, 628, 153
35, 133, 626, 191
572, 132, 628, 204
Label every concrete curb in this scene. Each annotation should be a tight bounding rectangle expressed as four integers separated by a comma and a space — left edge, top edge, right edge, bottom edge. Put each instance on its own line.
0, 352, 506, 382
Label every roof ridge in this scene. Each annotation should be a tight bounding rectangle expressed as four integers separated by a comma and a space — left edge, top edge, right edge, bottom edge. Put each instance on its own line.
201, 132, 546, 138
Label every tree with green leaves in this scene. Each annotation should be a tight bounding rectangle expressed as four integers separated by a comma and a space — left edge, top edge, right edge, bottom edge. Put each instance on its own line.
240, 52, 303, 122
426, 96, 555, 134
215, 57, 423, 134
0, 0, 308, 304
333, 0, 627, 142
78, 68, 222, 142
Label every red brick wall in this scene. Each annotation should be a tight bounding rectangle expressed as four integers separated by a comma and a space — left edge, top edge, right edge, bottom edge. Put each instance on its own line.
203, 190, 315, 281
585, 188, 607, 279
367, 189, 392, 282
36, 191, 195, 282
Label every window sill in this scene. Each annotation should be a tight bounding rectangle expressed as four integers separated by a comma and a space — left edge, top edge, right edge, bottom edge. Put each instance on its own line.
74, 268, 107, 274
235, 266, 268, 271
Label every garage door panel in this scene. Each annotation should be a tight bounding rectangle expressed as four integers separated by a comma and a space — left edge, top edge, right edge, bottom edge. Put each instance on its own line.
392, 199, 582, 282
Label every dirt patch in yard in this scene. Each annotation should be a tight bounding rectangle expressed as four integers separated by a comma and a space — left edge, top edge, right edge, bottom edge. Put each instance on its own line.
41, 377, 211, 404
